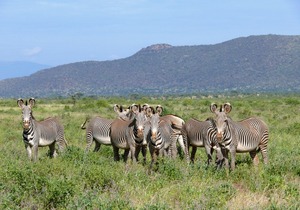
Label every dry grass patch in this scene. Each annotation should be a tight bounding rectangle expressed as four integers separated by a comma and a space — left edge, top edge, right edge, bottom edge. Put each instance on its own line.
226, 183, 269, 209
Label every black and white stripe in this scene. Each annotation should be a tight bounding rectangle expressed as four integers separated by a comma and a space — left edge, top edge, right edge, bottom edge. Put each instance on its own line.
110, 104, 148, 163
211, 103, 269, 170
182, 118, 223, 167
18, 98, 67, 161
82, 104, 133, 153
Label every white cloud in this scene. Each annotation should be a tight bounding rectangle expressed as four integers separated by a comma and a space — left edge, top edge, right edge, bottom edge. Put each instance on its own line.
23, 47, 42, 57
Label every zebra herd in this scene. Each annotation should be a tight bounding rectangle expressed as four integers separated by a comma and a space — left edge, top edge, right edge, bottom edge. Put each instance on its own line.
17, 98, 269, 170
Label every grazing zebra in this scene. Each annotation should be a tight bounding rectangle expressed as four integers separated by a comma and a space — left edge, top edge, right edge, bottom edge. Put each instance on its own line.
81, 104, 133, 152
110, 104, 148, 163
181, 117, 223, 167
210, 103, 269, 170
17, 98, 67, 161
146, 106, 177, 169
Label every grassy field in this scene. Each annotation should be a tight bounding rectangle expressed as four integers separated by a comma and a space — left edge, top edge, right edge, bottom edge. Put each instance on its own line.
0, 95, 299, 209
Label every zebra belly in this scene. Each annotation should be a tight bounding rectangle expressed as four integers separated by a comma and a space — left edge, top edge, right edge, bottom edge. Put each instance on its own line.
94, 134, 111, 145
237, 142, 257, 152
38, 138, 56, 147
113, 138, 129, 149
190, 139, 204, 147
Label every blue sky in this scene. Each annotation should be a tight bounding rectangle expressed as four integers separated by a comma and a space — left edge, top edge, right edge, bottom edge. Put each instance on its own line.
1, 0, 300, 66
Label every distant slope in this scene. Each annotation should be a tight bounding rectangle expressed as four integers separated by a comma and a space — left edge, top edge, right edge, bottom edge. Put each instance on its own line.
0, 35, 299, 98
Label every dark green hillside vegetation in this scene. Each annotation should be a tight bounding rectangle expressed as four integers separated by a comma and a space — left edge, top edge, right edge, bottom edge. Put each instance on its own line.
0, 95, 299, 209
0, 34, 300, 98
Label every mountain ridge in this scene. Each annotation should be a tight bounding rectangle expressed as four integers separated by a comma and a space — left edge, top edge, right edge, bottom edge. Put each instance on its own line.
0, 34, 299, 98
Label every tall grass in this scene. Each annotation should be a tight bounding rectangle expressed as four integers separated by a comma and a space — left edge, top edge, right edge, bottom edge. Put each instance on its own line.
0, 95, 299, 209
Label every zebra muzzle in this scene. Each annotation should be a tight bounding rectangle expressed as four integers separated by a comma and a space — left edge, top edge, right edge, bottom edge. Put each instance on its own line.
216, 132, 223, 143
137, 128, 144, 139
23, 121, 30, 129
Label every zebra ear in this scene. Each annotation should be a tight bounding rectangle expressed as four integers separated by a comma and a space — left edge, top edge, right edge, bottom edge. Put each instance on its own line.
17, 98, 24, 108
131, 104, 140, 114
210, 103, 218, 113
156, 105, 163, 115
224, 103, 232, 114
141, 103, 149, 114
29, 98, 35, 108
142, 103, 149, 110
146, 107, 154, 117
113, 104, 121, 113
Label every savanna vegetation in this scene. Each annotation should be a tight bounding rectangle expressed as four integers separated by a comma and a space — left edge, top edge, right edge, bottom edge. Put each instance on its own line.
0, 94, 299, 209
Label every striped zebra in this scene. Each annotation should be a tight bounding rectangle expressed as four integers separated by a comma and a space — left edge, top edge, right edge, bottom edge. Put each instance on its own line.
17, 98, 67, 161
146, 106, 178, 169
81, 104, 133, 152
110, 104, 148, 163
181, 117, 223, 167
211, 103, 269, 170
145, 104, 186, 158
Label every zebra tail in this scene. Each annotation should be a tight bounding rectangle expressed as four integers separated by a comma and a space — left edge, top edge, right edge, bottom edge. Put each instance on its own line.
80, 118, 89, 129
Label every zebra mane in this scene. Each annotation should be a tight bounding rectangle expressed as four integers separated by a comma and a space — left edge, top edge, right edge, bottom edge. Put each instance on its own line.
206, 117, 216, 127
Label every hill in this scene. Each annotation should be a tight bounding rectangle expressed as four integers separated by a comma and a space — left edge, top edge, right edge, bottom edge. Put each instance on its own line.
0, 34, 299, 98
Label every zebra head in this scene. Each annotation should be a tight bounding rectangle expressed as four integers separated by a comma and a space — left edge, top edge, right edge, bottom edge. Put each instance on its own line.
17, 98, 35, 131
210, 103, 232, 143
131, 104, 148, 139
113, 104, 133, 121
147, 106, 163, 147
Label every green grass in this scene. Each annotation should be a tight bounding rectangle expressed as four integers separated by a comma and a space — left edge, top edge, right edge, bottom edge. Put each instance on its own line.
0, 95, 299, 209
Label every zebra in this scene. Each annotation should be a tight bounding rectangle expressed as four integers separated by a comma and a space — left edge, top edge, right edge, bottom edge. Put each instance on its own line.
146, 106, 178, 169
110, 104, 148, 163
81, 104, 133, 152
210, 103, 269, 170
181, 117, 223, 168
17, 98, 67, 161
144, 104, 186, 158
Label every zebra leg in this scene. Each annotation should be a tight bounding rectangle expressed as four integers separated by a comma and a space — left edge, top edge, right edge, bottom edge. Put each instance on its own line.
170, 135, 178, 158
150, 149, 159, 171
191, 146, 197, 164
25, 144, 32, 161
32, 144, 39, 162
182, 132, 190, 163
85, 134, 94, 152
249, 150, 259, 166
134, 146, 141, 162
259, 142, 268, 165
230, 149, 236, 170
261, 150, 268, 165
215, 147, 224, 169
223, 149, 230, 169
56, 135, 67, 153
49, 142, 57, 158
205, 147, 213, 168
123, 149, 130, 163
177, 134, 185, 158
130, 146, 137, 163
93, 141, 101, 152
56, 128, 67, 151
112, 145, 120, 161
141, 145, 147, 165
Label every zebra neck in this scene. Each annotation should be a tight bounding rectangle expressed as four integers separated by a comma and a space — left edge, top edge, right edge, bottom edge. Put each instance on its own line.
23, 125, 33, 134
23, 125, 34, 145
23, 119, 35, 134
221, 121, 232, 144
